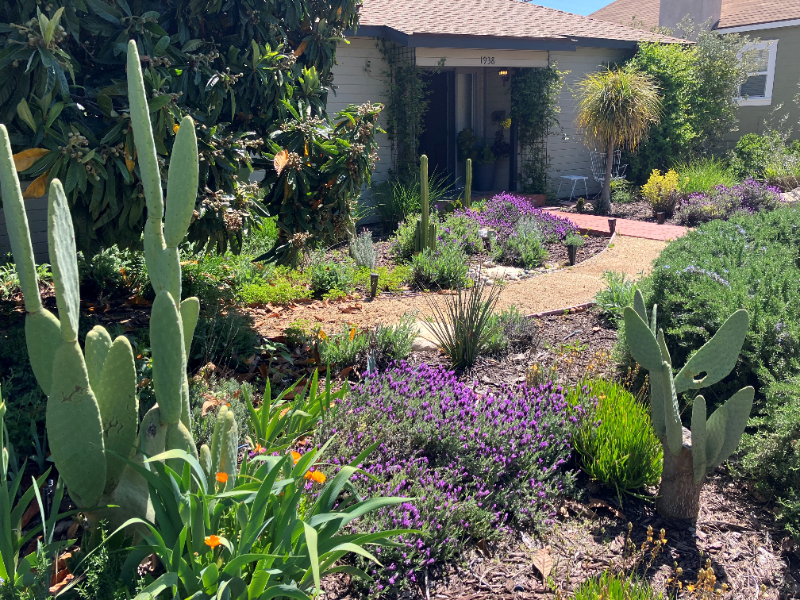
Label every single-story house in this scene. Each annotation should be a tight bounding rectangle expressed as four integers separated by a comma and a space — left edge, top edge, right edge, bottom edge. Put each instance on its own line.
327, 0, 684, 199
591, 0, 800, 142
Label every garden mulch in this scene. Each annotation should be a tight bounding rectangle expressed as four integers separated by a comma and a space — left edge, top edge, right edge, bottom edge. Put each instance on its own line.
252, 235, 666, 339
314, 308, 799, 600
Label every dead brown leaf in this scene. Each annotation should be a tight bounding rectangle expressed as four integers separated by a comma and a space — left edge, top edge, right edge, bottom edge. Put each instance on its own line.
339, 303, 363, 314
201, 393, 228, 417
588, 498, 626, 520
532, 547, 552, 581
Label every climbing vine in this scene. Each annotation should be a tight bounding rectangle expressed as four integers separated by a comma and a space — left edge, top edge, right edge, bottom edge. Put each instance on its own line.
378, 39, 432, 181
510, 66, 564, 193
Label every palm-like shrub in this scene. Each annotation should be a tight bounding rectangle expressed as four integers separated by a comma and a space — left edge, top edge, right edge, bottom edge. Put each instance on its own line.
575, 67, 662, 213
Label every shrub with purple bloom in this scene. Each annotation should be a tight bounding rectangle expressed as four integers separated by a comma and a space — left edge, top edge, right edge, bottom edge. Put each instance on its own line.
675, 179, 782, 225
319, 362, 586, 595
457, 193, 577, 244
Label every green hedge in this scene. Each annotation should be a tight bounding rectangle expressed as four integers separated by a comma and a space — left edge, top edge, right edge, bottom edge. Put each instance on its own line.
631, 205, 800, 537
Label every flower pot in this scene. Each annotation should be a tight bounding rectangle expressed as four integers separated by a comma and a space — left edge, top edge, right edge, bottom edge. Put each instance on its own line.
473, 162, 496, 192
567, 244, 577, 265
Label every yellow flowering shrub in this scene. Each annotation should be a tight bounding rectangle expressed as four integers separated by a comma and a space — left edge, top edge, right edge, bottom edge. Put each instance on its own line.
641, 169, 680, 216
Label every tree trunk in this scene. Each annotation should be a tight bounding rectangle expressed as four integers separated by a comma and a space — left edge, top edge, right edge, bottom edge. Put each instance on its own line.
656, 427, 704, 520
599, 143, 614, 215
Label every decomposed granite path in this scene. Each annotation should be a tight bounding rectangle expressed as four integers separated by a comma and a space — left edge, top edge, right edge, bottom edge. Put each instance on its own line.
253, 234, 669, 339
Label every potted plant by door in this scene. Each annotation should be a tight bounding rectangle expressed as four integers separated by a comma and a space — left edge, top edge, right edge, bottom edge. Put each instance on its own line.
564, 232, 585, 266
458, 129, 496, 192
473, 144, 496, 192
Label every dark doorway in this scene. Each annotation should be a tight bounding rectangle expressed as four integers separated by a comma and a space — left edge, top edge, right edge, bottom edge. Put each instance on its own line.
419, 71, 455, 185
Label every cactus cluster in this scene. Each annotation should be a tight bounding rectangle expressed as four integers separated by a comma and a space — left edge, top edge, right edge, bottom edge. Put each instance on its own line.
413, 155, 437, 253
624, 289, 754, 518
0, 40, 232, 517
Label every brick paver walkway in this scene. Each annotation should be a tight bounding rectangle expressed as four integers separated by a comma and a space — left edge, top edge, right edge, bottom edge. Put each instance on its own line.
543, 210, 689, 242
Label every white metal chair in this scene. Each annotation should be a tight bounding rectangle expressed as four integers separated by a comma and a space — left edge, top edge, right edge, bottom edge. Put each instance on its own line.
590, 150, 627, 186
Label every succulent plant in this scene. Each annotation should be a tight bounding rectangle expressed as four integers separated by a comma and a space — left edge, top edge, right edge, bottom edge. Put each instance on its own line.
0, 40, 219, 519
464, 157, 473, 209
624, 289, 753, 519
199, 405, 239, 489
413, 155, 437, 253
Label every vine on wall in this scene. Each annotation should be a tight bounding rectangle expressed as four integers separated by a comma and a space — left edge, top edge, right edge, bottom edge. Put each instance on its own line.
377, 39, 432, 181
510, 66, 564, 194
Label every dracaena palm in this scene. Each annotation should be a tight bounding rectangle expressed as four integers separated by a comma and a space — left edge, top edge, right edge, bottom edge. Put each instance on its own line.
575, 67, 662, 214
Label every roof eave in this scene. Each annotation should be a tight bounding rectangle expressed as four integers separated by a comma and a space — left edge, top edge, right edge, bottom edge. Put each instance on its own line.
349, 25, 677, 50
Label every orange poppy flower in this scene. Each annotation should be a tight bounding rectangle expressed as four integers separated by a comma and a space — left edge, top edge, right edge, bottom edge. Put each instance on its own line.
254, 443, 264, 454
215, 472, 228, 484
173, 124, 180, 134
349, 326, 357, 341
290, 451, 302, 465
318, 329, 327, 340
204, 535, 222, 549
304, 470, 326, 484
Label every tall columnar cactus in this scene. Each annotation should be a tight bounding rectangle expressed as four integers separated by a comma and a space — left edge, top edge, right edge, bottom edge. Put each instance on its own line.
0, 40, 211, 520
464, 158, 472, 209
624, 289, 754, 520
413, 154, 437, 253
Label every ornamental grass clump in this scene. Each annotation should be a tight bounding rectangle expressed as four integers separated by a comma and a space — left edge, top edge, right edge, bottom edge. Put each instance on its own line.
319, 362, 585, 596
570, 379, 662, 501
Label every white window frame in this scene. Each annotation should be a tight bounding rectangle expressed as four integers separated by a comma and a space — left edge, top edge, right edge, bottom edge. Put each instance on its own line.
736, 40, 778, 106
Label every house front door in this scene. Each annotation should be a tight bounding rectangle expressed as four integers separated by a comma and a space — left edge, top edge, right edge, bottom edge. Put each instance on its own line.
418, 70, 456, 186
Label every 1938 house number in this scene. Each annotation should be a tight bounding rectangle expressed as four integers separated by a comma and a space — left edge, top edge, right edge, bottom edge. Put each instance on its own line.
480, 56, 495, 65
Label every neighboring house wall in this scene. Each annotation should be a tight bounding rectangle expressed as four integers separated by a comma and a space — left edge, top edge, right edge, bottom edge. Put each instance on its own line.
726, 24, 800, 145
547, 46, 632, 196
330, 39, 633, 197
0, 186, 48, 263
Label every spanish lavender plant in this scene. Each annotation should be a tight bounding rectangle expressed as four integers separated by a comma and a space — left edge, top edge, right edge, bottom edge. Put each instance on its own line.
675, 179, 782, 225
319, 362, 585, 595
457, 193, 577, 244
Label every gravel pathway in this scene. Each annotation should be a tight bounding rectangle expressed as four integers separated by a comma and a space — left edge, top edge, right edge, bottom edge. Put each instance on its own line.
254, 235, 667, 337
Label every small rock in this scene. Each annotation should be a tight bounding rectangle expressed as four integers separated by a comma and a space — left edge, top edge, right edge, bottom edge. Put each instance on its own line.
486, 279, 494, 285
412, 336, 438, 352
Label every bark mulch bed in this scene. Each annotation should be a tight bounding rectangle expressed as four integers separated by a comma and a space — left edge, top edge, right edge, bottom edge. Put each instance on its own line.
311, 308, 799, 600
559, 198, 683, 226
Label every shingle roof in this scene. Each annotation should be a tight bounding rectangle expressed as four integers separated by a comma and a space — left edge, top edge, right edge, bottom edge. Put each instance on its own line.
589, 0, 800, 31
589, 0, 661, 30
719, 0, 800, 29
357, 0, 685, 44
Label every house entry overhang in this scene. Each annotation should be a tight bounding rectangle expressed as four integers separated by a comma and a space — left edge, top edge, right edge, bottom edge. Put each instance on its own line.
414, 47, 549, 67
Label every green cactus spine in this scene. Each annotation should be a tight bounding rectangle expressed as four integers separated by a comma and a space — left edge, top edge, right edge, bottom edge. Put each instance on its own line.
0, 40, 227, 522
464, 158, 472, 208
623, 289, 754, 519
201, 405, 239, 488
413, 155, 437, 253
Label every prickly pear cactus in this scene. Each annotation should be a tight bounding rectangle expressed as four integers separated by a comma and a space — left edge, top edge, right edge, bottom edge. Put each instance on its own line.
0, 40, 226, 520
624, 289, 754, 520
200, 405, 239, 489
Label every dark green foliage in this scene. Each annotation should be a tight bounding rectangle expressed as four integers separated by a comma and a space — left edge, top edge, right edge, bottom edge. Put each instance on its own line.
73, 525, 129, 600
411, 243, 468, 289
78, 246, 146, 300
378, 40, 430, 180
730, 131, 787, 179
510, 67, 563, 193
638, 206, 800, 410
570, 379, 662, 500
626, 32, 752, 184
631, 205, 800, 537
736, 378, 800, 540
0, 0, 378, 260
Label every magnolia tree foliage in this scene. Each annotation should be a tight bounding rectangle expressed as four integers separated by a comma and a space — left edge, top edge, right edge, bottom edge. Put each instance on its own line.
0, 0, 381, 260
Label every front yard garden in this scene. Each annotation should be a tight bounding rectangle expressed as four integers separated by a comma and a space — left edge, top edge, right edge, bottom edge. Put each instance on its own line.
1, 5, 799, 600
